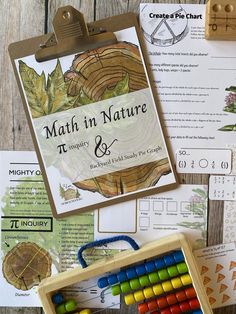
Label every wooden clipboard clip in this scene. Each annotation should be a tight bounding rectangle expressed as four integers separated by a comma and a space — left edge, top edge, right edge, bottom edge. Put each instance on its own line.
35, 6, 117, 62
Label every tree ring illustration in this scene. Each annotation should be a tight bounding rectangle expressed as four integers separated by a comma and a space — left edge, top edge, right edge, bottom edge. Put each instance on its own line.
2, 242, 52, 290
140, 5, 189, 47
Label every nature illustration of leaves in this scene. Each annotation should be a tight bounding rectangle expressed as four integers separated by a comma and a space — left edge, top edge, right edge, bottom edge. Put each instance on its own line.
177, 188, 207, 249
218, 124, 236, 131
101, 73, 130, 100
192, 188, 207, 200
19, 60, 48, 118
75, 72, 130, 105
226, 86, 236, 92
76, 88, 93, 106
19, 60, 78, 118
59, 184, 65, 198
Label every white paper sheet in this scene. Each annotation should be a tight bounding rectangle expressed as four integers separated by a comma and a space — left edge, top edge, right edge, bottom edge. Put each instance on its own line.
140, 4, 236, 154
94, 185, 208, 250
194, 242, 236, 309
0, 151, 119, 308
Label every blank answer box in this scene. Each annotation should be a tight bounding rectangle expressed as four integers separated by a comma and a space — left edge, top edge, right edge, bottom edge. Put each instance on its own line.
139, 217, 150, 228
167, 201, 177, 212
139, 200, 150, 211
153, 201, 164, 212
98, 200, 137, 233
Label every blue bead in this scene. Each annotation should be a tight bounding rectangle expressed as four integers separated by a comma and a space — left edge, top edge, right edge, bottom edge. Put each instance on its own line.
135, 264, 146, 276
117, 270, 127, 283
154, 258, 165, 269
97, 277, 109, 288
52, 292, 64, 305
107, 274, 118, 285
163, 254, 175, 266
145, 261, 156, 273
126, 267, 137, 279
173, 250, 185, 263
192, 310, 203, 314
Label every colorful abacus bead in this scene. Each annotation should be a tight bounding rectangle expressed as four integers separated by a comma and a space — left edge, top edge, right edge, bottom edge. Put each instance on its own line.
137, 287, 198, 314
52, 292, 64, 305
111, 261, 189, 296
56, 299, 77, 314
79, 310, 92, 314
97, 250, 185, 289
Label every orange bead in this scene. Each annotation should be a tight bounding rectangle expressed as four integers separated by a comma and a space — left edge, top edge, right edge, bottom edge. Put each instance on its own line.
156, 296, 168, 309
138, 303, 149, 314
185, 287, 196, 299
166, 293, 177, 305
147, 300, 158, 311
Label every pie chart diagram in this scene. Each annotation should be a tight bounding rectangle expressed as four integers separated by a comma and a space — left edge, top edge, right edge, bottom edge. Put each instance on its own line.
140, 5, 189, 47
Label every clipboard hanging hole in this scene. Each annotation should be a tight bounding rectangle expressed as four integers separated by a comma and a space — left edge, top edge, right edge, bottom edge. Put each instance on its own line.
62, 11, 71, 20
225, 4, 234, 13
212, 3, 222, 12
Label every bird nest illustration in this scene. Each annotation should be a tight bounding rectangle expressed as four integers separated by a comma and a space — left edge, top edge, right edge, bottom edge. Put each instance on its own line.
2, 242, 52, 290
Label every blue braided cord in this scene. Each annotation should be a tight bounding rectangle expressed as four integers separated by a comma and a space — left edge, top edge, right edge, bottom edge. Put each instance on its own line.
78, 235, 140, 268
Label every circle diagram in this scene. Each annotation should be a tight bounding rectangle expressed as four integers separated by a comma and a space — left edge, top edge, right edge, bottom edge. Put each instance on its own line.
199, 159, 209, 169
2, 242, 52, 290
140, 5, 189, 47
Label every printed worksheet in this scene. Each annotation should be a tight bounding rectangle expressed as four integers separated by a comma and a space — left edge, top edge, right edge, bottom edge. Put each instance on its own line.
94, 185, 208, 250
13, 26, 176, 217
194, 242, 236, 308
0, 151, 119, 308
140, 4, 236, 153
224, 201, 236, 244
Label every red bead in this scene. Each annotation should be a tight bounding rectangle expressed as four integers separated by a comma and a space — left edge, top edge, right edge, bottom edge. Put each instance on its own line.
170, 304, 182, 314
179, 301, 191, 312
185, 287, 196, 299
175, 290, 187, 302
189, 298, 200, 310
138, 302, 149, 314
147, 300, 158, 311
160, 309, 172, 314
156, 296, 168, 309
166, 293, 177, 305
151, 312, 158, 314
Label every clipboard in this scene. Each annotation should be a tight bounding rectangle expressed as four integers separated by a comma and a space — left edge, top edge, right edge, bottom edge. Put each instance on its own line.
9, 6, 177, 218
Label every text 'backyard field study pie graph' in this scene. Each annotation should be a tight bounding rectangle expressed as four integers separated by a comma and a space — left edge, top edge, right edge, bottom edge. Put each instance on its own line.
140, 5, 189, 47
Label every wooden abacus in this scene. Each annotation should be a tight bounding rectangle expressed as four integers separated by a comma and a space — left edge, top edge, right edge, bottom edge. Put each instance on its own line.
38, 233, 213, 314
205, 0, 236, 40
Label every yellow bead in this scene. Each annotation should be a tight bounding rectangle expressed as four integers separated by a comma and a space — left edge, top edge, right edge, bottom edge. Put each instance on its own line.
181, 274, 192, 286
143, 287, 154, 299
152, 284, 164, 296
162, 280, 173, 292
79, 310, 92, 314
134, 290, 145, 302
124, 294, 136, 305
171, 277, 183, 289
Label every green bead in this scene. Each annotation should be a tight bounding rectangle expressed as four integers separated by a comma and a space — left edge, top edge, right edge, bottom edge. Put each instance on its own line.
65, 299, 77, 312
148, 272, 159, 284
56, 303, 66, 314
120, 281, 131, 293
111, 285, 121, 296
167, 265, 179, 277
158, 269, 170, 280
130, 278, 141, 290
139, 275, 150, 287
177, 262, 188, 274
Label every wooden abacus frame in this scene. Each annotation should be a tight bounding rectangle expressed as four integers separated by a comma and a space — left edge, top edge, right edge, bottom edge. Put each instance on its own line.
38, 233, 213, 314
205, 0, 236, 40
